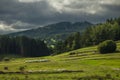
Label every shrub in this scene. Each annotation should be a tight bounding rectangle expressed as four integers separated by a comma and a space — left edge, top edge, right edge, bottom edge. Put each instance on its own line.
98, 40, 116, 53
4, 66, 8, 70
69, 52, 76, 55
3, 57, 10, 61
19, 66, 25, 72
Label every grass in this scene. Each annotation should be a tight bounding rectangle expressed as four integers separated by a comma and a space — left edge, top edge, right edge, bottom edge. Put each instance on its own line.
0, 42, 120, 80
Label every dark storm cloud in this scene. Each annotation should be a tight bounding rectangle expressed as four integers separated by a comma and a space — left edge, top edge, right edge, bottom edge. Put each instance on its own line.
102, 4, 120, 16
0, 0, 120, 34
0, 0, 56, 25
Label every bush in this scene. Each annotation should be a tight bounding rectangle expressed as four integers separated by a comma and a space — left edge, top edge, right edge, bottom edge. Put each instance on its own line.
98, 40, 116, 53
69, 52, 76, 55
4, 66, 8, 70
3, 57, 10, 61
19, 66, 25, 72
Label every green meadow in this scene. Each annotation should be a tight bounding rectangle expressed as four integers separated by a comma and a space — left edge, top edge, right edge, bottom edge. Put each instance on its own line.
0, 42, 120, 80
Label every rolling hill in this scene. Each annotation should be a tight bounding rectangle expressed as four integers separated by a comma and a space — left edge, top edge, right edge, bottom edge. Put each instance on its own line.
0, 41, 120, 80
8, 21, 93, 40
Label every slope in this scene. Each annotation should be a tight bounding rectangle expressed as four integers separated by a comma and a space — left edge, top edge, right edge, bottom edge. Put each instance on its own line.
0, 42, 120, 80
8, 21, 93, 39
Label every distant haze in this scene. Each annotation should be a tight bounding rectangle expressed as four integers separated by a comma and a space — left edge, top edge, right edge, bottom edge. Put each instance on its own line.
0, 0, 120, 34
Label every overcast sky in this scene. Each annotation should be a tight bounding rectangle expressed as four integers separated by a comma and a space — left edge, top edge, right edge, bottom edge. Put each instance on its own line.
0, 0, 120, 34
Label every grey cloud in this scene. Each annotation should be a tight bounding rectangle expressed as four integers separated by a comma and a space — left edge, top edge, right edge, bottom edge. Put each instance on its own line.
0, 0, 120, 34
11, 21, 36, 29
0, 0, 56, 25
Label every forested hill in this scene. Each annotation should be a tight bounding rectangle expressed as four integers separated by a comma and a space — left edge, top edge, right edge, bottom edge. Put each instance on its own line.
54, 17, 120, 54
8, 21, 93, 39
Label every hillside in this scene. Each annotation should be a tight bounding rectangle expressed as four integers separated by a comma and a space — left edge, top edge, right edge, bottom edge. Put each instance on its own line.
0, 42, 120, 80
8, 21, 93, 40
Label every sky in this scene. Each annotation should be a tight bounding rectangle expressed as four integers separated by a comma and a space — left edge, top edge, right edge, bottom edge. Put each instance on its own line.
0, 0, 120, 34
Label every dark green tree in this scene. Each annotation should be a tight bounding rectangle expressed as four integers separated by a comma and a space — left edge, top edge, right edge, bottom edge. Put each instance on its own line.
98, 40, 117, 53
72, 32, 81, 50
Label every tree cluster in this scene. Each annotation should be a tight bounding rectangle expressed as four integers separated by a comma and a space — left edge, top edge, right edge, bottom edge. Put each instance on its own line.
54, 32, 82, 54
0, 36, 50, 57
82, 18, 120, 46
54, 17, 120, 54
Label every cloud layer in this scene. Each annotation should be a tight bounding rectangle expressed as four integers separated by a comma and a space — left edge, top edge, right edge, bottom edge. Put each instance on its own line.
0, 0, 120, 34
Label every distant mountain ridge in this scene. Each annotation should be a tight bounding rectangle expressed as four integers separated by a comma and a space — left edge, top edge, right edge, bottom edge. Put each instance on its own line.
8, 21, 93, 39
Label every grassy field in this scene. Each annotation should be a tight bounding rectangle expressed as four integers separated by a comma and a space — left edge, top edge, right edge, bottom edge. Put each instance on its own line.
0, 42, 120, 80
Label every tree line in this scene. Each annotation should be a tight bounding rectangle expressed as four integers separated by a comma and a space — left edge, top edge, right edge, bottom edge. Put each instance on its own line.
0, 17, 119, 56
54, 17, 120, 54
0, 36, 50, 57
